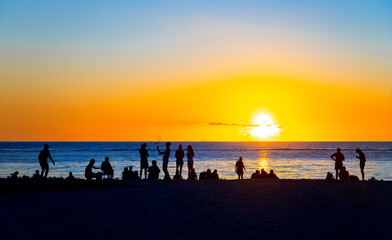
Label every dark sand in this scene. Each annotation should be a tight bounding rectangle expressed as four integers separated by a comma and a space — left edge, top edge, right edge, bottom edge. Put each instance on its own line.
1, 179, 391, 240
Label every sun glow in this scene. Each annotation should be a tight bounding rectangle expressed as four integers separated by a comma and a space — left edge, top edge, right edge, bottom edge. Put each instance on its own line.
250, 114, 281, 140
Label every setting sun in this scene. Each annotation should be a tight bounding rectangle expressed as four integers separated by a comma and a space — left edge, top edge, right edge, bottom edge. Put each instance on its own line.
250, 114, 282, 140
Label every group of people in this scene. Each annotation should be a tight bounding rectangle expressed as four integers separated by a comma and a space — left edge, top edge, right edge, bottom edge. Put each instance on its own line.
34, 144, 369, 181
330, 148, 367, 180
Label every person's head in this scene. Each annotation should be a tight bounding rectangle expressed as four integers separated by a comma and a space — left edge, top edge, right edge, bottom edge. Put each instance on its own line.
141, 143, 147, 148
356, 148, 361, 153
129, 166, 133, 171
270, 169, 274, 173
213, 169, 218, 174
105, 156, 109, 162
35, 170, 39, 174
69, 172, 73, 176
166, 142, 171, 147
90, 159, 95, 164
261, 168, 266, 172
124, 167, 128, 171
256, 170, 260, 174
44, 144, 49, 149
342, 166, 346, 171
239, 156, 243, 161
207, 169, 211, 174
178, 144, 182, 150
337, 148, 341, 152
152, 160, 157, 166
187, 145, 193, 151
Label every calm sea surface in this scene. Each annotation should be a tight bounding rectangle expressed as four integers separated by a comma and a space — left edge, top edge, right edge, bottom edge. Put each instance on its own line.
0, 142, 391, 180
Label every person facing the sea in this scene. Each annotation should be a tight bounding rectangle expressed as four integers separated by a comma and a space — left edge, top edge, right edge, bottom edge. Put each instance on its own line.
157, 142, 171, 180
251, 170, 260, 179
331, 148, 345, 179
148, 160, 160, 180
235, 156, 246, 179
139, 143, 149, 179
186, 145, 195, 173
85, 159, 102, 180
101, 157, 114, 179
175, 144, 185, 176
339, 166, 349, 180
38, 144, 55, 178
268, 169, 279, 179
188, 168, 197, 180
356, 148, 366, 181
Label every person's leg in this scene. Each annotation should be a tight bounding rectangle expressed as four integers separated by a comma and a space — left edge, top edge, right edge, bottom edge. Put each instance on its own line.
44, 168, 49, 178
176, 164, 179, 174
41, 167, 45, 177
336, 169, 339, 180
361, 165, 365, 181
180, 165, 183, 176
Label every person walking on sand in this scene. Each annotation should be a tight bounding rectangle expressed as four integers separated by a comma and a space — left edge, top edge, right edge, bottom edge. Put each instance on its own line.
356, 148, 366, 181
157, 142, 171, 180
175, 144, 185, 176
38, 144, 55, 178
331, 148, 345, 180
139, 143, 149, 179
186, 145, 195, 174
235, 156, 246, 179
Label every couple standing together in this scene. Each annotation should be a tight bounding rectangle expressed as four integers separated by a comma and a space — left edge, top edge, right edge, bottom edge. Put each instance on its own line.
139, 142, 195, 180
331, 148, 367, 180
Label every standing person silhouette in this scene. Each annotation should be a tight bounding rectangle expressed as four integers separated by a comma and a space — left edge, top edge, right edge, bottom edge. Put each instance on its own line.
331, 148, 345, 180
157, 142, 171, 180
235, 156, 246, 179
139, 143, 149, 179
38, 144, 55, 177
356, 148, 366, 181
175, 144, 185, 176
186, 145, 195, 173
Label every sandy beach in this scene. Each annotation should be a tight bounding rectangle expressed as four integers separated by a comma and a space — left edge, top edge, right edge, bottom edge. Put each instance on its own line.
0, 179, 391, 240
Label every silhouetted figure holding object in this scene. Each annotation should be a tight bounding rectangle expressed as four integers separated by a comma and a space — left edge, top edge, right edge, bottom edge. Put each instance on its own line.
38, 144, 55, 178
186, 145, 195, 173
331, 148, 345, 179
85, 159, 102, 180
175, 144, 185, 176
251, 170, 260, 179
188, 168, 197, 180
356, 148, 366, 181
235, 156, 246, 179
157, 142, 171, 180
101, 157, 114, 179
148, 160, 160, 180
139, 143, 149, 179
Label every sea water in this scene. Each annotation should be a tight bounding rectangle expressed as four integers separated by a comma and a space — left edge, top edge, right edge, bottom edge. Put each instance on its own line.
0, 142, 391, 180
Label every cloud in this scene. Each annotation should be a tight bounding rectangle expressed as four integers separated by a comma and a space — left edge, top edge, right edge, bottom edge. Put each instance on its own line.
208, 122, 259, 127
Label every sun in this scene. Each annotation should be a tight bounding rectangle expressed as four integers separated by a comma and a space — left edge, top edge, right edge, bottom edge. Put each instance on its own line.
250, 114, 281, 140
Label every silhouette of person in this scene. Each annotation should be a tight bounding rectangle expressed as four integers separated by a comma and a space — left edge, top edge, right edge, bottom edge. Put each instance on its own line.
186, 145, 195, 173
206, 169, 212, 179
38, 144, 55, 178
268, 169, 278, 179
251, 170, 260, 179
32, 170, 41, 179
85, 159, 102, 180
260, 168, 268, 178
331, 148, 345, 179
67, 172, 75, 180
157, 142, 171, 180
211, 169, 219, 179
235, 156, 246, 179
175, 144, 185, 176
10, 171, 19, 179
356, 148, 366, 181
129, 166, 139, 179
188, 168, 197, 180
122, 167, 130, 179
101, 157, 114, 179
173, 170, 183, 180
325, 172, 335, 180
199, 170, 207, 180
339, 166, 349, 180
148, 160, 160, 180
139, 143, 149, 179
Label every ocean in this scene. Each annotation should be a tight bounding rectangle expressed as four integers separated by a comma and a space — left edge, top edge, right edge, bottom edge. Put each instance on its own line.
0, 141, 391, 180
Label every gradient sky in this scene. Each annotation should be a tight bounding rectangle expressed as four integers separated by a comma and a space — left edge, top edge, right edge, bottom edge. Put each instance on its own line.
0, 0, 391, 141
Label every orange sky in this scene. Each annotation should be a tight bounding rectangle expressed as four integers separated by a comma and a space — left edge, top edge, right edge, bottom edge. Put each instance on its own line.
0, 1, 391, 141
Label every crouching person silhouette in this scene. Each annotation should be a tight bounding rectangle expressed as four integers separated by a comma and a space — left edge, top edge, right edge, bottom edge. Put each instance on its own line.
85, 159, 102, 180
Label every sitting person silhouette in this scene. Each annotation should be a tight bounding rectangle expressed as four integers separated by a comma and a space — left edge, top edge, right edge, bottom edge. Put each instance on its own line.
32, 170, 41, 179
101, 157, 114, 179
260, 168, 268, 178
67, 172, 75, 180
38, 144, 55, 178
211, 169, 219, 180
339, 166, 349, 180
206, 169, 212, 179
10, 171, 19, 179
173, 170, 183, 180
148, 160, 160, 180
188, 168, 197, 180
325, 172, 335, 180
122, 167, 130, 179
85, 159, 102, 180
129, 166, 139, 179
199, 171, 207, 180
251, 170, 261, 179
268, 169, 279, 179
